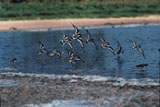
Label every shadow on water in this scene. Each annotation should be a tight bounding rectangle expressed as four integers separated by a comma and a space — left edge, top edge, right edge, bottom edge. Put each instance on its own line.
117, 56, 123, 72
159, 49, 160, 72
0, 25, 160, 79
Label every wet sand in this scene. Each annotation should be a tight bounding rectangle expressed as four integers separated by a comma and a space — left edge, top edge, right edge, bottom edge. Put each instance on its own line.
0, 74, 159, 107
0, 16, 160, 32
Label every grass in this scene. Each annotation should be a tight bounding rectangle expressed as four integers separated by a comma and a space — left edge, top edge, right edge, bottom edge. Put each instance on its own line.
0, 0, 160, 20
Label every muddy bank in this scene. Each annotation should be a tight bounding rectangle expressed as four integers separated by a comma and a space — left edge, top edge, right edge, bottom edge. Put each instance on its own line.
0, 74, 159, 107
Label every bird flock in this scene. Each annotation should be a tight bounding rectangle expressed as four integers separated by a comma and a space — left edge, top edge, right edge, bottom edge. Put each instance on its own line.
33, 23, 149, 67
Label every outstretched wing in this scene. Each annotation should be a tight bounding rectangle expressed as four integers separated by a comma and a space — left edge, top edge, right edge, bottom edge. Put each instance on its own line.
55, 50, 62, 58
39, 41, 44, 49
74, 56, 81, 61
116, 41, 123, 55
136, 63, 148, 68
91, 41, 98, 50
77, 38, 84, 50
63, 34, 67, 38
39, 41, 48, 54
71, 23, 79, 34
108, 46, 116, 56
128, 39, 137, 46
138, 48, 146, 59
68, 42, 73, 49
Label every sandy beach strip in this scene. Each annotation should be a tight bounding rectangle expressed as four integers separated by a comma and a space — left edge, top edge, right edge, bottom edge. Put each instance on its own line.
0, 15, 160, 32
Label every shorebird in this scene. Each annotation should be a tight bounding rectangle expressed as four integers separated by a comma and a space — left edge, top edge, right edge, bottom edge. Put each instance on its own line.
71, 23, 82, 39
37, 41, 48, 55
136, 63, 148, 72
71, 23, 85, 52
128, 39, 146, 59
11, 58, 18, 68
116, 41, 124, 56
86, 29, 98, 50
65, 49, 84, 64
100, 38, 116, 56
47, 50, 62, 58
12, 58, 17, 63
60, 34, 73, 49
136, 63, 148, 68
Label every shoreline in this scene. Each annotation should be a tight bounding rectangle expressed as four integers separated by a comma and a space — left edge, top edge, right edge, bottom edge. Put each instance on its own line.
0, 72, 159, 86
0, 74, 159, 107
0, 16, 160, 32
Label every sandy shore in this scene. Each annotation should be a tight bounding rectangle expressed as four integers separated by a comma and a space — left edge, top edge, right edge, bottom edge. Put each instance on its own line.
0, 16, 160, 32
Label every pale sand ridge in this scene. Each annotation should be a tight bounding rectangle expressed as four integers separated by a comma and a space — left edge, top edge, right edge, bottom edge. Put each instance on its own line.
0, 16, 160, 31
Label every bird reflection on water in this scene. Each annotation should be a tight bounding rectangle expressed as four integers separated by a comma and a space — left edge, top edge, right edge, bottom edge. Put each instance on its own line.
117, 56, 123, 72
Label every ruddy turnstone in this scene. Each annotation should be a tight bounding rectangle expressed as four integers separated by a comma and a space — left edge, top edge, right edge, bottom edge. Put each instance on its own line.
71, 23, 85, 52
86, 29, 98, 50
12, 58, 17, 63
37, 41, 48, 55
65, 49, 84, 64
60, 34, 73, 49
71, 23, 82, 39
128, 39, 146, 59
100, 38, 116, 56
136, 63, 148, 68
116, 41, 124, 56
47, 50, 62, 58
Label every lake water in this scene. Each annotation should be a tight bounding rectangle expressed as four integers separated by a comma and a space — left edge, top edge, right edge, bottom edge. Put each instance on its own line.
0, 24, 160, 84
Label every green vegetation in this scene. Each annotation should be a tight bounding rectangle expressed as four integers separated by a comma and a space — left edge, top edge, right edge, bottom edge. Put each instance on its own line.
0, 0, 159, 20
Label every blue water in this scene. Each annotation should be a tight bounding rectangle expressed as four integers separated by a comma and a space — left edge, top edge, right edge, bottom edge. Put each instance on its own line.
0, 25, 160, 79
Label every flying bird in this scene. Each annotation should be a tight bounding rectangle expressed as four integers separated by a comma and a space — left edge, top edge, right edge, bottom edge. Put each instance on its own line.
12, 58, 17, 63
60, 34, 73, 49
71, 23, 85, 52
116, 40, 124, 56
47, 50, 62, 58
86, 29, 98, 50
37, 41, 48, 55
136, 63, 148, 68
65, 49, 84, 64
71, 23, 82, 39
128, 39, 146, 59
100, 38, 116, 56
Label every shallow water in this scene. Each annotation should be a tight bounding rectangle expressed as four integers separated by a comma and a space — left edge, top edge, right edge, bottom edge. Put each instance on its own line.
0, 25, 160, 80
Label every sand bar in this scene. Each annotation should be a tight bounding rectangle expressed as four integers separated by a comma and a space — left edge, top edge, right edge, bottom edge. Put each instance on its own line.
0, 16, 160, 32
